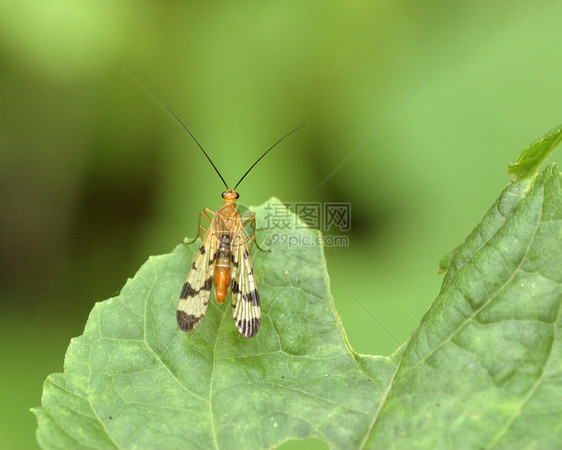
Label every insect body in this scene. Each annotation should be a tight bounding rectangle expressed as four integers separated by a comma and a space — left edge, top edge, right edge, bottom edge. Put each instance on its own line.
177, 189, 262, 337
170, 110, 304, 337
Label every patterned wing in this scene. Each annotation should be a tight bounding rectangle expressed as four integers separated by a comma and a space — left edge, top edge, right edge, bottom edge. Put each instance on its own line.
176, 219, 220, 332
230, 228, 261, 337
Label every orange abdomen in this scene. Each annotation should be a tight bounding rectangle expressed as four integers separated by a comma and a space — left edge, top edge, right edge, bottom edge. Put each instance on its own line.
214, 267, 231, 303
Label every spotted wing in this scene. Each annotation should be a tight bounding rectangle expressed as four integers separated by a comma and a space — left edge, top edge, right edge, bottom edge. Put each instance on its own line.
176, 220, 220, 332
230, 228, 261, 338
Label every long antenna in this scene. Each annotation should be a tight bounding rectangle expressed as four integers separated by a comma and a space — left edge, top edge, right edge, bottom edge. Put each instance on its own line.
119, 65, 304, 190
119, 64, 231, 188
234, 124, 306, 189
165, 107, 229, 189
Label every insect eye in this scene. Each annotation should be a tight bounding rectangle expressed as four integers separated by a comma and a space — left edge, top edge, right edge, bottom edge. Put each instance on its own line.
221, 192, 226, 198
235, 192, 240, 199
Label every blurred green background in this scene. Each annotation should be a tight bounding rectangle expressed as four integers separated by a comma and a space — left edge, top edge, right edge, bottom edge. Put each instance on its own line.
1, 1, 561, 448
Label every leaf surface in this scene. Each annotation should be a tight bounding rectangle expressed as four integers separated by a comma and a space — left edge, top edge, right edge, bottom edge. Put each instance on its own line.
34, 200, 385, 449
363, 164, 562, 448
508, 123, 562, 180
35, 165, 562, 447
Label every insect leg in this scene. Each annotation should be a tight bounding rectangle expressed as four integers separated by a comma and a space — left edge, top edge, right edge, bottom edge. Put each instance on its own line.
244, 233, 270, 254
241, 212, 270, 253
184, 208, 215, 244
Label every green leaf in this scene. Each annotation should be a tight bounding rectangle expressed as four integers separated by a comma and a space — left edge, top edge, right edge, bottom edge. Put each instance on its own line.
507, 123, 562, 180
364, 164, 562, 448
34, 160, 562, 448
33, 199, 385, 449
438, 244, 462, 274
